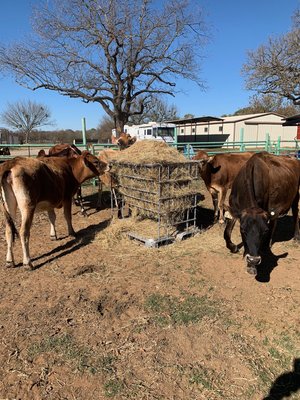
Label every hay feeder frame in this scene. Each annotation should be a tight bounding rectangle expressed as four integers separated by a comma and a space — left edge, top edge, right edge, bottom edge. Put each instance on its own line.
110, 160, 201, 247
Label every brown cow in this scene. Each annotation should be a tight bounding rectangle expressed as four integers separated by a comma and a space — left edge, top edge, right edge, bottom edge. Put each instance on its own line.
38, 143, 87, 215
224, 152, 300, 275
48, 143, 81, 157
193, 150, 254, 223
97, 149, 121, 210
116, 133, 137, 150
0, 153, 107, 269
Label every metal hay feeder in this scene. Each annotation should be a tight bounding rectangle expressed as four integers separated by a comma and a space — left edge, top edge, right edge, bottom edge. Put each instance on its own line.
110, 160, 201, 247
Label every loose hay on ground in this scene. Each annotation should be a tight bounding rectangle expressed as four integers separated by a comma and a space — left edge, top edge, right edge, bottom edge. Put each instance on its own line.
97, 217, 178, 247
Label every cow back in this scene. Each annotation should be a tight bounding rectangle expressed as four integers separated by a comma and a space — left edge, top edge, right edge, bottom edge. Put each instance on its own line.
229, 152, 300, 218
208, 152, 254, 186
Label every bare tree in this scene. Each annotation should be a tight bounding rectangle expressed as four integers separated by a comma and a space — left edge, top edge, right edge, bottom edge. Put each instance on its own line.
0, 0, 207, 134
129, 96, 179, 124
242, 8, 300, 106
0, 100, 53, 143
183, 113, 195, 119
97, 116, 115, 143
234, 94, 300, 117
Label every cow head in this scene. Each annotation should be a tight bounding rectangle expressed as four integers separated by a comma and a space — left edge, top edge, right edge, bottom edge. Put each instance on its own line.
37, 149, 46, 158
82, 152, 109, 177
192, 150, 210, 175
239, 207, 271, 275
117, 133, 137, 150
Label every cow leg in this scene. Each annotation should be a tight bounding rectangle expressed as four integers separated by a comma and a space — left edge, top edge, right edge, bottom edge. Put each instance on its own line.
63, 200, 76, 237
3, 189, 17, 268
75, 186, 87, 217
96, 180, 103, 210
224, 217, 241, 253
268, 219, 277, 248
48, 209, 57, 240
218, 188, 227, 224
291, 191, 300, 241
210, 190, 219, 223
19, 206, 35, 269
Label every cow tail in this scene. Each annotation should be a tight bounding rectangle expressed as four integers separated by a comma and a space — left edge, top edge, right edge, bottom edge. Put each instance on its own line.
0, 173, 19, 242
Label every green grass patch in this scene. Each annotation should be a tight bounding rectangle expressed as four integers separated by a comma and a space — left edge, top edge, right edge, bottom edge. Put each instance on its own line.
104, 379, 124, 398
28, 334, 117, 375
144, 292, 220, 326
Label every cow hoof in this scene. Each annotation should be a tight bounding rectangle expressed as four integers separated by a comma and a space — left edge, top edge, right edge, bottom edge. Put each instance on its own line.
50, 235, 57, 241
246, 265, 257, 275
229, 244, 239, 253
6, 261, 16, 268
219, 219, 225, 225
24, 263, 34, 271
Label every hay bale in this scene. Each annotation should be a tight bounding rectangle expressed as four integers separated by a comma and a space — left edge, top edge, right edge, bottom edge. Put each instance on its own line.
109, 141, 201, 228
113, 140, 187, 164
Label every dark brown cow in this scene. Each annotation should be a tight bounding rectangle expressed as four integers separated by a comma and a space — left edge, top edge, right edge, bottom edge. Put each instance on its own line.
0, 153, 107, 269
193, 150, 254, 223
0, 147, 10, 156
224, 152, 300, 275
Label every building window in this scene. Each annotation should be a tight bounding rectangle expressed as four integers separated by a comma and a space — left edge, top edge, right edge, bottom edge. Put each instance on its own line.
181, 128, 184, 134
219, 126, 223, 132
204, 127, 208, 133
192, 127, 195, 133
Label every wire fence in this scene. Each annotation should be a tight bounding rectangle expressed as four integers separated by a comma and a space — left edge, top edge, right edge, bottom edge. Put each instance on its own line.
1, 133, 299, 162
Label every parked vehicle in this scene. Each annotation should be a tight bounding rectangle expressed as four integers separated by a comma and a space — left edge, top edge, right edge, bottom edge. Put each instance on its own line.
122, 122, 176, 143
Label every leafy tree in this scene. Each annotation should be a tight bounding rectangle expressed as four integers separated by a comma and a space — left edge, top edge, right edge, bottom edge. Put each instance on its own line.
234, 94, 300, 117
0, 0, 207, 134
0, 100, 53, 143
242, 8, 300, 106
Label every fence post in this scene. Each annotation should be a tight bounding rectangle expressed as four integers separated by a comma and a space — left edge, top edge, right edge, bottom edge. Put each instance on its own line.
265, 133, 270, 152
276, 136, 281, 155
81, 117, 87, 147
239, 128, 245, 152
174, 125, 178, 149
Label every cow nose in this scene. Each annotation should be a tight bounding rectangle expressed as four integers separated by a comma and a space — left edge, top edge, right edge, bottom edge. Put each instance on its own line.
245, 254, 261, 266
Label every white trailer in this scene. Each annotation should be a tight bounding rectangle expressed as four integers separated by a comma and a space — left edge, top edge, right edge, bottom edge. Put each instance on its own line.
123, 122, 175, 143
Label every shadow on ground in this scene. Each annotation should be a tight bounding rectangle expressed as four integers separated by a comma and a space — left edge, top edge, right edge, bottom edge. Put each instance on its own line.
32, 219, 111, 270
263, 358, 300, 400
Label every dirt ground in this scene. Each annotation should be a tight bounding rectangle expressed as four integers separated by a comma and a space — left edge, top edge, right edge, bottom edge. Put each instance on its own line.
0, 183, 300, 400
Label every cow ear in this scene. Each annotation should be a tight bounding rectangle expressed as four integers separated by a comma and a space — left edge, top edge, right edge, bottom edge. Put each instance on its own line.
197, 158, 208, 169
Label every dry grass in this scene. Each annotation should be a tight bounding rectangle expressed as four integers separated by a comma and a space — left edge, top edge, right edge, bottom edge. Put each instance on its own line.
112, 140, 187, 164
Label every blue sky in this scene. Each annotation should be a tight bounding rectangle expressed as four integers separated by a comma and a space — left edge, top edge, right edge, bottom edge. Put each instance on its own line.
0, 0, 299, 131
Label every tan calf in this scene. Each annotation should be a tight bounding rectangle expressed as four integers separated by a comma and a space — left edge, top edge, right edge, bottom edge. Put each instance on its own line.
0, 153, 107, 269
